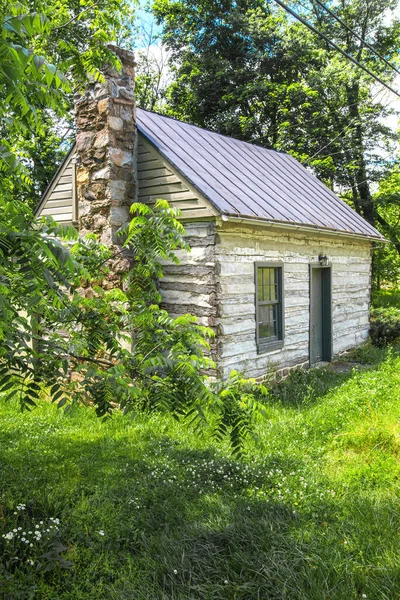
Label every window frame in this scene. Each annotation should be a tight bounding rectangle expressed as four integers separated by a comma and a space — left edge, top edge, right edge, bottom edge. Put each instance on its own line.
255, 262, 284, 353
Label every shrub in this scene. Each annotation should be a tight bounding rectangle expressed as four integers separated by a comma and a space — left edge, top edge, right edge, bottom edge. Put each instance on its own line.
209, 371, 269, 456
370, 307, 400, 347
0, 199, 266, 455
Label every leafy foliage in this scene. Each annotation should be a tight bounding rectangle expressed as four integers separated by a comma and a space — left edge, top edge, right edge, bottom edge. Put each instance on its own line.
124, 200, 190, 306
210, 371, 268, 456
370, 306, 400, 347
0, 197, 263, 453
0, 6, 70, 199
372, 167, 400, 287
0, 0, 265, 455
134, 22, 171, 112
154, 0, 400, 250
372, 289, 400, 309
0, 0, 134, 206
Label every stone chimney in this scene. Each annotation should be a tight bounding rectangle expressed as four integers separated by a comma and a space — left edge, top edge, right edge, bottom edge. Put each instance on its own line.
74, 45, 136, 265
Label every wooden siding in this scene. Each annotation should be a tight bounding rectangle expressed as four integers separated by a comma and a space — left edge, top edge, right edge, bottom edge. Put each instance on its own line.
137, 136, 218, 219
37, 134, 217, 223
214, 222, 372, 379
36, 149, 76, 223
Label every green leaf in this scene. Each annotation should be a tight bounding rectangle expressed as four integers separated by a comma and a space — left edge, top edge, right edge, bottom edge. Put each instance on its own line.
44, 63, 57, 86
33, 54, 45, 71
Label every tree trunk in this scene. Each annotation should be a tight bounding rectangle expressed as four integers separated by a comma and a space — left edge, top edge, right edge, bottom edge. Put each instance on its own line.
346, 83, 375, 226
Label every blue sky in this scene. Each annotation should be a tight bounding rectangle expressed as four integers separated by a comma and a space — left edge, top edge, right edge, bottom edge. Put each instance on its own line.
133, 0, 162, 47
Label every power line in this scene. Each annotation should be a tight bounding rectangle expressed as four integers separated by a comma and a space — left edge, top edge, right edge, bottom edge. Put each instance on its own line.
309, 85, 396, 159
249, 96, 369, 144
311, 0, 400, 79
250, 85, 391, 158
249, 84, 389, 145
271, 0, 400, 99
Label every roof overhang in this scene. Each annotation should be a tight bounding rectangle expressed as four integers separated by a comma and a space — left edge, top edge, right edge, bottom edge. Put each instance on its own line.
219, 214, 388, 244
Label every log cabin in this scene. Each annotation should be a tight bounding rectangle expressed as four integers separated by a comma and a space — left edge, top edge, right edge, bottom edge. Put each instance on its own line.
36, 46, 385, 378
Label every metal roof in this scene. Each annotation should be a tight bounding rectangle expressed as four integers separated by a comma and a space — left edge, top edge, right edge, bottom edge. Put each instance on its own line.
136, 108, 384, 240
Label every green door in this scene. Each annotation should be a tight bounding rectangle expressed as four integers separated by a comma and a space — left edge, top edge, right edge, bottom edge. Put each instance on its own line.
310, 266, 332, 364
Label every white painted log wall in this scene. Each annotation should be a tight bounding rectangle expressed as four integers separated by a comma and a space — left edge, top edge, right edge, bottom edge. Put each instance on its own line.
159, 221, 217, 329
215, 222, 372, 379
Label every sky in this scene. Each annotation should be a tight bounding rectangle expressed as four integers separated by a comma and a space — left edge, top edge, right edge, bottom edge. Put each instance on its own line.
133, 1, 163, 48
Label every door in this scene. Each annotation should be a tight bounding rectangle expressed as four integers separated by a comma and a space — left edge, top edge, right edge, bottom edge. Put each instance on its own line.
310, 266, 332, 364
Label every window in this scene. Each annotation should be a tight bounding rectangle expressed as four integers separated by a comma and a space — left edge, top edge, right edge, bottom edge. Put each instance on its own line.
255, 263, 284, 352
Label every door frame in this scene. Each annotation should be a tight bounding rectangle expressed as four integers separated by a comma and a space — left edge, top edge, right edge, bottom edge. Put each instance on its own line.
309, 263, 332, 364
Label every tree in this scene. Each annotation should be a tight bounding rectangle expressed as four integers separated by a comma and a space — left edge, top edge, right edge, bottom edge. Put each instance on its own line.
372, 164, 400, 288
0, 198, 209, 414
1, 198, 264, 454
134, 21, 171, 112
0, 2, 265, 454
153, 0, 400, 248
0, 0, 134, 206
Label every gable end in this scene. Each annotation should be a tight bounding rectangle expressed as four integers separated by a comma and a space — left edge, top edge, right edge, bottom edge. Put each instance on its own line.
137, 135, 219, 220
36, 146, 76, 224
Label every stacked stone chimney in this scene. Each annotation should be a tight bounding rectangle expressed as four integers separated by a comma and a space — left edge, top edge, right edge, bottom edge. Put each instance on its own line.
74, 45, 136, 284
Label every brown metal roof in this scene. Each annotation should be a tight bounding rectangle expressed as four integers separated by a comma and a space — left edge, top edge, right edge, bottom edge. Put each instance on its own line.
136, 108, 384, 240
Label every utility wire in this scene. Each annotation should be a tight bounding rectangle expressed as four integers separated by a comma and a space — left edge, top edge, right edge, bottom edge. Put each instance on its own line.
249, 83, 390, 145
271, 0, 400, 99
311, 0, 400, 78
250, 85, 390, 158
310, 85, 395, 159
250, 100, 361, 144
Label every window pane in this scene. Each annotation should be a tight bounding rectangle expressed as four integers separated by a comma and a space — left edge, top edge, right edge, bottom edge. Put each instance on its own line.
266, 268, 271, 300
258, 267, 278, 302
270, 269, 277, 301
258, 304, 278, 339
256, 265, 282, 343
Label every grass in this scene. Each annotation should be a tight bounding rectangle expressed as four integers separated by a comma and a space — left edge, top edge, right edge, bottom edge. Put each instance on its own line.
372, 288, 400, 309
1, 345, 400, 599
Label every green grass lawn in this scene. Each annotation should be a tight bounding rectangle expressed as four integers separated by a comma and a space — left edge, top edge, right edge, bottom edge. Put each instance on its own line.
1, 346, 400, 599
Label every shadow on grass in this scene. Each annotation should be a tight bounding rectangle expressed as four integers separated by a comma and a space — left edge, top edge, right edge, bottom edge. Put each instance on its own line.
1, 412, 400, 600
